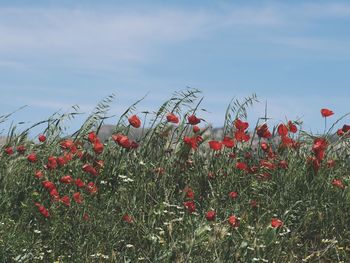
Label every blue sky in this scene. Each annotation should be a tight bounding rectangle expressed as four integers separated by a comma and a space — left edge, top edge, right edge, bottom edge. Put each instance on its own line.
1, 0, 350, 135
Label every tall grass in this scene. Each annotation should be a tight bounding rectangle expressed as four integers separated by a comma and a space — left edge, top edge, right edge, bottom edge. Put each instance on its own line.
1, 89, 350, 262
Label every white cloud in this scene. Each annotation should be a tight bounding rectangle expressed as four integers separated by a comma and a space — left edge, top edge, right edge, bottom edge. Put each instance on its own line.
0, 8, 211, 63
1, 2, 349, 71
0, 4, 291, 71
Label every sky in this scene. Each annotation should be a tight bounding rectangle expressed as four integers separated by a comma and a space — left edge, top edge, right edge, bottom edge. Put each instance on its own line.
1, 0, 350, 136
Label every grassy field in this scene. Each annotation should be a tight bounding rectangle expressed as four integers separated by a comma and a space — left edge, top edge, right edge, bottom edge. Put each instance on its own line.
1, 89, 350, 262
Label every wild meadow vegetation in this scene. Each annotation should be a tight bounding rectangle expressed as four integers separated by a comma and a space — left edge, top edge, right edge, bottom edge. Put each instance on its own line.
1, 89, 350, 262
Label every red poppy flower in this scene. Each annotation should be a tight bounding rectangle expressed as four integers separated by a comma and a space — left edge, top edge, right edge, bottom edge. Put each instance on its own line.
17, 145, 26, 154
73, 192, 83, 204
236, 162, 247, 171
46, 156, 57, 170
69, 144, 78, 154
259, 172, 272, 180
185, 187, 195, 199
117, 135, 131, 148
122, 213, 134, 224
277, 124, 288, 137
234, 119, 249, 131
82, 164, 98, 176
256, 124, 271, 139
60, 139, 74, 150
327, 159, 335, 168
248, 165, 258, 174
27, 153, 37, 163
57, 156, 67, 167
321, 108, 334, 117
88, 132, 98, 143
260, 160, 276, 170
279, 160, 288, 169
5, 147, 14, 155
338, 125, 350, 136
128, 115, 141, 128
75, 178, 85, 188
35, 203, 50, 218
183, 136, 193, 148
49, 188, 60, 202
183, 136, 202, 150
93, 142, 104, 154
228, 153, 236, 159
234, 130, 250, 142
207, 172, 215, 180
166, 113, 179, 124
183, 201, 196, 214
95, 160, 104, 169
112, 134, 132, 149
260, 142, 269, 152
332, 179, 345, 189
281, 136, 294, 148
342, 124, 350, 133
76, 150, 84, 159
209, 140, 222, 151
229, 191, 238, 199
288, 121, 298, 133
86, 182, 98, 194
337, 128, 344, 136
187, 115, 201, 125
312, 137, 328, 161
244, 152, 252, 159
271, 218, 283, 228
35, 170, 44, 179
38, 134, 46, 142
250, 200, 258, 208
228, 215, 239, 228
193, 125, 200, 133
83, 213, 89, 221
130, 141, 139, 149
60, 196, 71, 207
60, 175, 73, 184
205, 210, 216, 221
222, 136, 235, 148
42, 180, 56, 191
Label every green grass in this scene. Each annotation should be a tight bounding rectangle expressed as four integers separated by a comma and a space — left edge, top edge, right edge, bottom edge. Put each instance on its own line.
1, 89, 350, 262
